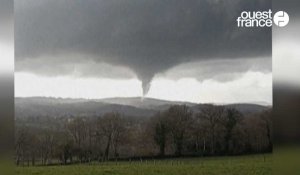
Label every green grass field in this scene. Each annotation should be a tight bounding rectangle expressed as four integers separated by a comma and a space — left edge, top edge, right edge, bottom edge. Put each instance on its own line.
16, 154, 271, 175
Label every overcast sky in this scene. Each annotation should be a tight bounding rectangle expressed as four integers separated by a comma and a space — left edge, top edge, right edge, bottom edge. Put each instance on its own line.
273, 0, 300, 88
15, 0, 272, 104
0, 0, 13, 75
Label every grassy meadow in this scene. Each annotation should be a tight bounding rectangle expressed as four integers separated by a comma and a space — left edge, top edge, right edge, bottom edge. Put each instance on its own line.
16, 154, 271, 175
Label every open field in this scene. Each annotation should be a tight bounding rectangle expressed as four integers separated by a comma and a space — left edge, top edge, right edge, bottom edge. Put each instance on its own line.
16, 154, 271, 175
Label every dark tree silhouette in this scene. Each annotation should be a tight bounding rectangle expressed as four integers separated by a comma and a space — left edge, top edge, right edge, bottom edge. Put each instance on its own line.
198, 105, 225, 155
166, 105, 193, 156
153, 112, 168, 156
222, 108, 243, 154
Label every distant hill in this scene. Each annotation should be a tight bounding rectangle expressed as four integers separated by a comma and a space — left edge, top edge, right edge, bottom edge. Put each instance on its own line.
15, 97, 270, 118
98, 97, 195, 109
15, 97, 156, 118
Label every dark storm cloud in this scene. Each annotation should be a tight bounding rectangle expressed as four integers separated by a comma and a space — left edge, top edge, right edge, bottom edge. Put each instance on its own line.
0, 0, 13, 41
0, 0, 13, 19
274, 0, 300, 18
17, 57, 136, 79
15, 0, 271, 94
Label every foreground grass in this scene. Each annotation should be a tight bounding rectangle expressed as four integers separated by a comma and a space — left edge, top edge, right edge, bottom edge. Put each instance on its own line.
16, 154, 271, 175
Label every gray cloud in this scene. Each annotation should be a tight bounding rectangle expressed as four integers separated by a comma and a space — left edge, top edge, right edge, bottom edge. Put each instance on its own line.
0, 0, 13, 42
15, 0, 271, 95
158, 57, 271, 82
274, 0, 300, 18
17, 55, 136, 79
0, 0, 13, 19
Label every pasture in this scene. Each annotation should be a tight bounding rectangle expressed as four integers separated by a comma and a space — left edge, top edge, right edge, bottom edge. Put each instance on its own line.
16, 154, 271, 175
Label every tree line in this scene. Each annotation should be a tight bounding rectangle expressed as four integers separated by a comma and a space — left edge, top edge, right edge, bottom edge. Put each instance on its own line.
15, 104, 272, 166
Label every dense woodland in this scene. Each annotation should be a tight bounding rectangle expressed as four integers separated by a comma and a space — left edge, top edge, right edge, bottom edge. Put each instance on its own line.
15, 104, 272, 166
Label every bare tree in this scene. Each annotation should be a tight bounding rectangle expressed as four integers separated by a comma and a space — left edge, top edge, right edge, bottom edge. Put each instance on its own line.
67, 118, 87, 149
151, 112, 168, 156
260, 109, 272, 152
15, 127, 28, 166
38, 129, 56, 165
15, 126, 39, 166
15, 105, 273, 166
191, 113, 208, 155
66, 117, 89, 162
166, 105, 193, 156
198, 105, 225, 155
222, 108, 243, 154
97, 112, 123, 160
243, 113, 270, 153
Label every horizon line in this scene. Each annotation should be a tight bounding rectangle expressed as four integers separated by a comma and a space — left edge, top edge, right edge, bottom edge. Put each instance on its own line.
14, 95, 272, 107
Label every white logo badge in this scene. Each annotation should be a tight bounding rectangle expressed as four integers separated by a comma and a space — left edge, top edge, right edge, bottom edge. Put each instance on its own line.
237, 10, 289, 28
273, 11, 289, 27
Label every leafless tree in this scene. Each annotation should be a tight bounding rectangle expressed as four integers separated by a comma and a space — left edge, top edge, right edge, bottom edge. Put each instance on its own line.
15, 106, 273, 166
38, 129, 56, 165
151, 112, 168, 156
97, 112, 123, 160
259, 109, 273, 152
15, 126, 38, 166
221, 108, 243, 154
166, 105, 193, 156
15, 127, 28, 166
198, 105, 225, 155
